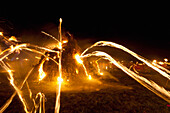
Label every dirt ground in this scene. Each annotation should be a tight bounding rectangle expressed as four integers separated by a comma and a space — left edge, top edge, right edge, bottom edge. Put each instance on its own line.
0, 71, 169, 113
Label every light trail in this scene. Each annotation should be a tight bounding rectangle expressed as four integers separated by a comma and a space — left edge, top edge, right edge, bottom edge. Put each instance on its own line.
41, 31, 59, 43
0, 19, 170, 113
38, 59, 46, 81
81, 41, 170, 80
81, 51, 170, 103
55, 18, 63, 113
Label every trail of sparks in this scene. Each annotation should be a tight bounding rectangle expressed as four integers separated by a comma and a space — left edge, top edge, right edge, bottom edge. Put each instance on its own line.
38, 59, 46, 81
0, 34, 59, 112
1, 20, 170, 113
81, 51, 170, 103
81, 41, 170, 80
55, 18, 63, 113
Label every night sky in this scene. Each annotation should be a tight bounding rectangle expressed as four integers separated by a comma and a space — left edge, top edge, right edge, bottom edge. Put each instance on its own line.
1, 4, 170, 59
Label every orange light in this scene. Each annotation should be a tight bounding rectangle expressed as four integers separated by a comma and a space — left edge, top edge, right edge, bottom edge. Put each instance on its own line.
88, 75, 92, 80
0, 32, 3, 36
75, 54, 83, 64
9, 36, 18, 42
164, 58, 168, 62
57, 77, 63, 83
38, 60, 46, 81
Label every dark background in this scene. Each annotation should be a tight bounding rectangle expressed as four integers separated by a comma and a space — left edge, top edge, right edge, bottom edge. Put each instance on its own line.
1, 4, 170, 60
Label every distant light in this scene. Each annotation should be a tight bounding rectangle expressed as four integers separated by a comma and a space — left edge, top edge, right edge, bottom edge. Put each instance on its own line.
0, 32, 3, 36
158, 62, 164, 65
164, 58, 168, 62
46, 57, 49, 61
100, 72, 103, 75
24, 58, 28, 61
152, 60, 157, 64
52, 56, 56, 59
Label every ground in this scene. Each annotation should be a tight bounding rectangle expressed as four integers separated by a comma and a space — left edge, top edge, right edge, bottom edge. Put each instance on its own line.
0, 71, 169, 113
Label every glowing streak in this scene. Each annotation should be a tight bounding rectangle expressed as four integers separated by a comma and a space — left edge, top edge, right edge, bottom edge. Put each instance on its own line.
38, 59, 46, 81
0, 44, 27, 61
0, 62, 34, 113
62, 40, 68, 44
35, 92, 45, 113
95, 58, 102, 75
57, 77, 63, 84
75, 53, 83, 64
58, 42, 62, 50
30, 44, 59, 53
55, 18, 62, 113
75, 68, 79, 74
81, 51, 170, 103
74, 53, 88, 76
22, 48, 59, 65
9, 36, 18, 42
82, 63, 89, 76
81, 41, 170, 80
41, 31, 59, 42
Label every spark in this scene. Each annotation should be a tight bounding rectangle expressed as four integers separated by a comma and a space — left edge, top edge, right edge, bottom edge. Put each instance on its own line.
88, 75, 92, 80
152, 60, 157, 64
81, 51, 170, 103
38, 59, 46, 81
62, 40, 68, 44
75, 68, 79, 74
164, 58, 168, 62
9, 36, 18, 42
41, 31, 59, 42
55, 18, 63, 113
57, 42, 62, 50
81, 41, 170, 80
75, 53, 83, 64
158, 61, 164, 65
0, 32, 3, 36
57, 77, 63, 84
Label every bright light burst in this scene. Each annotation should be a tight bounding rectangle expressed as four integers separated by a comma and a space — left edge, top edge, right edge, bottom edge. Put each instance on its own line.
75, 53, 83, 64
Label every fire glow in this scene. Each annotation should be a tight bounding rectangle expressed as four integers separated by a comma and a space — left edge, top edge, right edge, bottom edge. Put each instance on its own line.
0, 19, 170, 113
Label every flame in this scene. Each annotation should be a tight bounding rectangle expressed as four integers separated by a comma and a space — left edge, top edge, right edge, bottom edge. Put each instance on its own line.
164, 58, 168, 62
58, 42, 62, 50
62, 40, 68, 44
75, 53, 83, 64
9, 36, 18, 42
38, 60, 46, 81
0, 32, 3, 36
